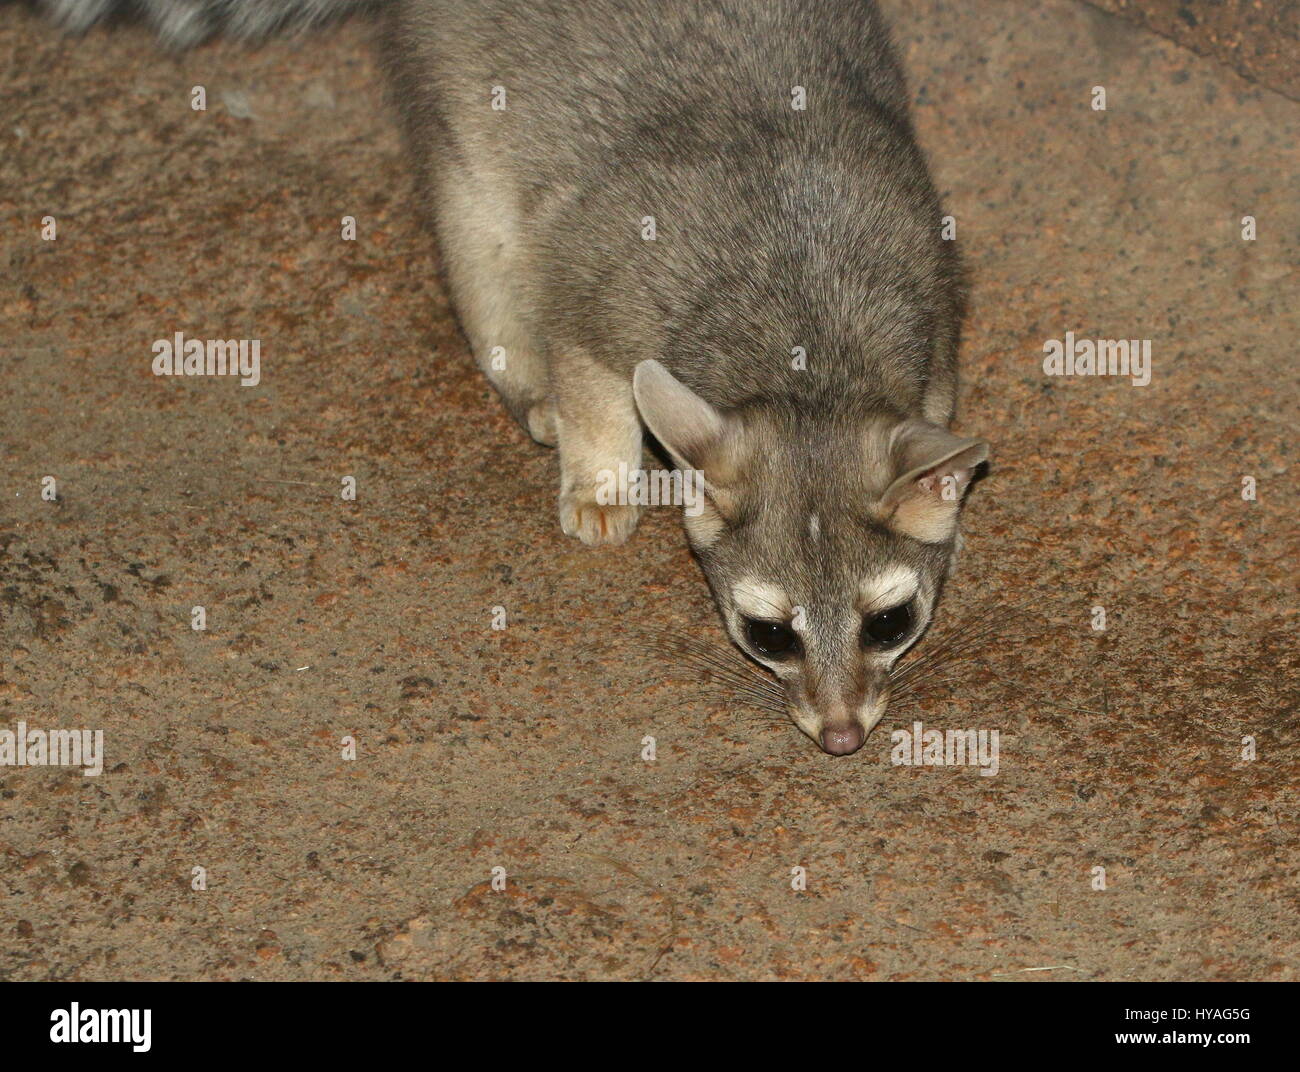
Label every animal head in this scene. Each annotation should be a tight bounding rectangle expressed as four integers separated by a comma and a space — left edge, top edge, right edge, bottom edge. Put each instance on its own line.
633, 359, 988, 755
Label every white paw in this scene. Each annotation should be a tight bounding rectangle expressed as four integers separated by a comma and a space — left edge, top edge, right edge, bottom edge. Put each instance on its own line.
559, 492, 641, 546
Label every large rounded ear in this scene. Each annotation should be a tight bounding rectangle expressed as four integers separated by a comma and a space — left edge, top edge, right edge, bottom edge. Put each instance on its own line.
876, 419, 989, 543
632, 360, 742, 483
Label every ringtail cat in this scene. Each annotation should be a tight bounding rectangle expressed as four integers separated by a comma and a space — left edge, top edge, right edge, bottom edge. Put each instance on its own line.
41, 0, 991, 755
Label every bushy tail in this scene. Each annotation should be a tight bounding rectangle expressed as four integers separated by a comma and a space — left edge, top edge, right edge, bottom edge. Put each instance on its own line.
39, 0, 378, 46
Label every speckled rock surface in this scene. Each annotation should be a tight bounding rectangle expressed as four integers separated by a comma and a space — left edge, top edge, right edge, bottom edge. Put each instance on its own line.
1, 0, 1295, 980
1087, 0, 1300, 100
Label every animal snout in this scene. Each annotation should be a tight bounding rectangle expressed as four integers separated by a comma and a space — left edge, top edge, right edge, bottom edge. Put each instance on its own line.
790, 676, 888, 756
819, 723, 865, 756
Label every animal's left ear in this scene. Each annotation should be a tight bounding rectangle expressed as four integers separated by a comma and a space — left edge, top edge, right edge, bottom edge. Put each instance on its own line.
876, 420, 989, 543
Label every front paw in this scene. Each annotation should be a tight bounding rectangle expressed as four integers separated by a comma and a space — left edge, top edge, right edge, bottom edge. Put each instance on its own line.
525, 398, 558, 447
559, 491, 641, 546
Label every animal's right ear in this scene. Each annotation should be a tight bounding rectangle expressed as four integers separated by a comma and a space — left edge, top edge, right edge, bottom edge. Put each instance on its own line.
632, 360, 743, 484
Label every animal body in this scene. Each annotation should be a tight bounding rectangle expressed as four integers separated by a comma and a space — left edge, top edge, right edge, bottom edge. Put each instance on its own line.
40, 0, 991, 754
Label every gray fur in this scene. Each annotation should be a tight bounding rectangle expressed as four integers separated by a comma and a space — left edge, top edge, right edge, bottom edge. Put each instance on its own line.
38, 0, 375, 45
44, 0, 991, 752
386, 0, 989, 751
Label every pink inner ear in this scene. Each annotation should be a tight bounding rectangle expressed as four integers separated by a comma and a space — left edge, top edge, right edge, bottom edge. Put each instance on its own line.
914, 465, 969, 501
916, 471, 943, 495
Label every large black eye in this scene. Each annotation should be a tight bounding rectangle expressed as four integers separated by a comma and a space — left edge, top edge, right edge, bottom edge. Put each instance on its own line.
745, 618, 800, 658
862, 603, 912, 648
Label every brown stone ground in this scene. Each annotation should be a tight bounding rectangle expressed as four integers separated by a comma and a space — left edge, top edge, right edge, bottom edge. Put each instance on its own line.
0, 0, 1296, 981
1087, 0, 1300, 101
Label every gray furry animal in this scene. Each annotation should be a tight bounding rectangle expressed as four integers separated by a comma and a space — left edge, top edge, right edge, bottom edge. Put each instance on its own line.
42, 0, 991, 756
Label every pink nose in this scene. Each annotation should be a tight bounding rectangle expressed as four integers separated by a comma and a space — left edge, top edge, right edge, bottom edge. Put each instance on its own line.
820, 724, 865, 756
